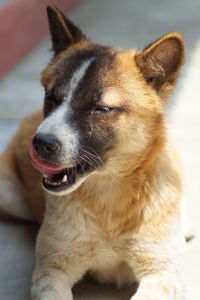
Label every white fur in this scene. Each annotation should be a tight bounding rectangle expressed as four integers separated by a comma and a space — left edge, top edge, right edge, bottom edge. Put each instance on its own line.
181, 196, 194, 241
31, 197, 186, 300
64, 58, 94, 103
37, 103, 79, 166
37, 58, 94, 167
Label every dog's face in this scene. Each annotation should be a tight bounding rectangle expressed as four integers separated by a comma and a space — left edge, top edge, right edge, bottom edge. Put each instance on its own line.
29, 4, 184, 195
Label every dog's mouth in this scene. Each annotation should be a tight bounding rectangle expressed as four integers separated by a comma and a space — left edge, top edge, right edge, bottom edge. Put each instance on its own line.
42, 163, 90, 193
29, 140, 91, 193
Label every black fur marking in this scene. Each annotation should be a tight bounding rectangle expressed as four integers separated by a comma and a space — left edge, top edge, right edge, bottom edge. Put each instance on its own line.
47, 5, 85, 55
67, 48, 118, 163
43, 44, 119, 168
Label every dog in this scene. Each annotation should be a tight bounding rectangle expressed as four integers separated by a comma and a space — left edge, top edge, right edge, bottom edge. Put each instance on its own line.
0, 4, 191, 300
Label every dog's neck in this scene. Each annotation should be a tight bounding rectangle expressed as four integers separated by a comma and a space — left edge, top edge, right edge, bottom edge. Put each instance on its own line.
72, 135, 171, 237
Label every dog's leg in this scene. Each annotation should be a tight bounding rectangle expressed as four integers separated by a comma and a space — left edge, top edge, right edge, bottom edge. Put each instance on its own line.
31, 244, 90, 300
126, 232, 186, 300
30, 205, 93, 300
0, 158, 34, 221
130, 273, 184, 300
31, 268, 73, 300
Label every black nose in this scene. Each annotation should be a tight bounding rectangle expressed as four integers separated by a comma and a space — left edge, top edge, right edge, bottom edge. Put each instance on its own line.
33, 134, 61, 156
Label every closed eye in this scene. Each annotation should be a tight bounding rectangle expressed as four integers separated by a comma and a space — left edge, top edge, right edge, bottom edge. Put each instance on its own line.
45, 90, 60, 105
95, 106, 115, 112
43, 89, 62, 116
45, 90, 53, 101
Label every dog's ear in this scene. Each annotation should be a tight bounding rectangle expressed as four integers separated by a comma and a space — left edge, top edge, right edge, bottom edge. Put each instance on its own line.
47, 4, 86, 55
135, 32, 185, 101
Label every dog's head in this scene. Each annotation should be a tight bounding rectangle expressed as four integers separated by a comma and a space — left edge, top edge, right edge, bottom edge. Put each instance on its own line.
29, 4, 184, 195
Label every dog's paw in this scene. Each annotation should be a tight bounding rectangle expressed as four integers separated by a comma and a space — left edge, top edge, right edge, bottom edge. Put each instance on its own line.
130, 295, 149, 300
130, 286, 176, 300
31, 280, 73, 300
31, 289, 73, 300
130, 288, 184, 300
30, 289, 60, 300
130, 294, 162, 300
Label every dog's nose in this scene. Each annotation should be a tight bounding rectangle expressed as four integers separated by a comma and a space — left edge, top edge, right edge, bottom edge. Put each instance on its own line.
33, 134, 61, 156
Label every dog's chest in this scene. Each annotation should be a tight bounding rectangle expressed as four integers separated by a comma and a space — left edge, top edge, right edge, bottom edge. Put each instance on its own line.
89, 239, 135, 286
48, 197, 136, 286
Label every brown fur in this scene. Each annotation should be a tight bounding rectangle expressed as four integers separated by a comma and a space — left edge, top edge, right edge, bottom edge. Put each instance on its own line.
0, 5, 187, 300
1, 40, 182, 230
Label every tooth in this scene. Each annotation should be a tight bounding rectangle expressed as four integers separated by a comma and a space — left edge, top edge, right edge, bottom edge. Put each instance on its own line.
62, 175, 67, 182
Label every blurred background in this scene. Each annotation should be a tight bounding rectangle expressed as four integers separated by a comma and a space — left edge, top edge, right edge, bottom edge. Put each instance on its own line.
0, 0, 200, 299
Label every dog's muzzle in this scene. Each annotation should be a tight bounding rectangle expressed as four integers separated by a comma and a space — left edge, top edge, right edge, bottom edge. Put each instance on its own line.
29, 134, 93, 194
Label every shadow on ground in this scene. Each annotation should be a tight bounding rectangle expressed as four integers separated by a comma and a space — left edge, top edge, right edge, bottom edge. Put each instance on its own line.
74, 276, 137, 300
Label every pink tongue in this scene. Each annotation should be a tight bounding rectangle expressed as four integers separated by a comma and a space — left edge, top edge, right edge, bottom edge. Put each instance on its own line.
29, 137, 65, 175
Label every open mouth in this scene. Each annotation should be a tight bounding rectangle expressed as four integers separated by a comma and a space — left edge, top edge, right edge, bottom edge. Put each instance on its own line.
42, 163, 89, 192
29, 139, 90, 193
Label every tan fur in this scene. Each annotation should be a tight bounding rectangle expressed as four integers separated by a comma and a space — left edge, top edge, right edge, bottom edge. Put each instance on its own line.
1, 112, 45, 222
0, 6, 188, 300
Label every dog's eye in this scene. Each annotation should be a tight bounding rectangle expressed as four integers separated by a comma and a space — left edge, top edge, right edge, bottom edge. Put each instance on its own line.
45, 91, 53, 101
95, 106, 114, 113
45, 91, 60, 106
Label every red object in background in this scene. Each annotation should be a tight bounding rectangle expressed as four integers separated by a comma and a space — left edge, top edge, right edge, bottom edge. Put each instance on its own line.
0, 0, 80, 79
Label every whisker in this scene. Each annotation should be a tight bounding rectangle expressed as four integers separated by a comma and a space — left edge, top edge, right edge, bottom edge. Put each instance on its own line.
80, 154, 95, 167
77, 157, 86, 177
81, 148, 100, 160
71, 161, 77, 179
81, 147, 103, 164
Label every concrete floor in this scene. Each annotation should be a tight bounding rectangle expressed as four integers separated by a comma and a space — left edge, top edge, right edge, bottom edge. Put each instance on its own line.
0, 0, 200, 299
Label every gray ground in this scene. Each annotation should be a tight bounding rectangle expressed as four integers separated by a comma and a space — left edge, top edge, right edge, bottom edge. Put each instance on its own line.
0, 0, 200, 299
